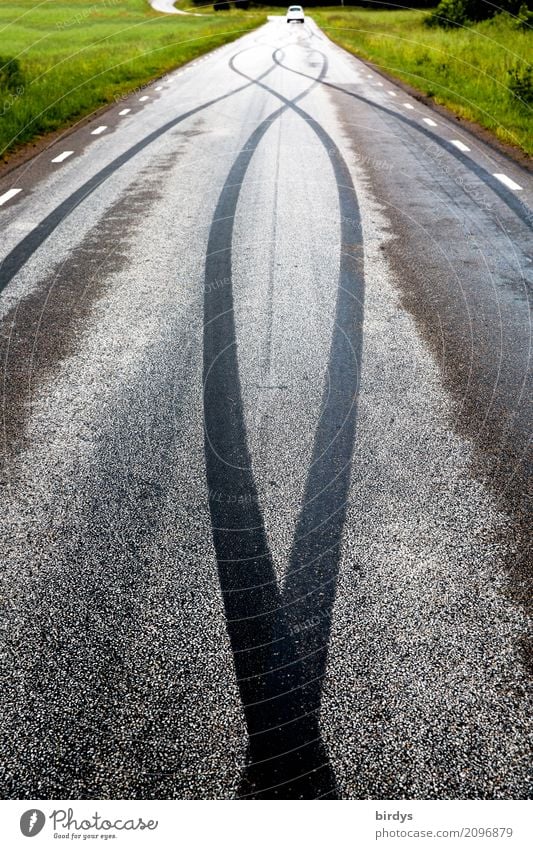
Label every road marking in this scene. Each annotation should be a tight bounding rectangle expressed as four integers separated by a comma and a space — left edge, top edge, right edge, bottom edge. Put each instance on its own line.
139, 95, 149, 102
0, 188, 21, 207
155, 86, 163, 91
91, 125, 107, 135
450, 139, 470, 152
493, 173, 523, 191
377, 82, 383, 87
51, 150, 74, 163
423, 117, 437, 127
119, 109, 131, 116
367, 74, 373, 79
403, 102, 415, 110
387, 90, 397, 96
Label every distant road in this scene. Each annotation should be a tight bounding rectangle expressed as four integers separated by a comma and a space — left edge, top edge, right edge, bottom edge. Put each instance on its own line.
0, 18, 531, 800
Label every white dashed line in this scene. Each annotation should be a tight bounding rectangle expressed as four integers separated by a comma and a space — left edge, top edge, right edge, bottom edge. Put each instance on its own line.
91, 126, 107, 135
0, 188, 21, 207
423, 118, 437, 127
387, 90, 397, 97
51, 150, 74, 163
403, 103, 415, 110
451, 139, 470, 152
367, 74, 373, 79
493, 173, 523, 191
377, 82, 383, 87
139, 95, 149, 102
155, 86, 163, 91
119, 109, 131, 116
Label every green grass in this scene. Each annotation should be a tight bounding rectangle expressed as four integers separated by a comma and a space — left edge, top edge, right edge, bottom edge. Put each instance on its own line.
311, 8, 532, 155
0, 0, 266, 160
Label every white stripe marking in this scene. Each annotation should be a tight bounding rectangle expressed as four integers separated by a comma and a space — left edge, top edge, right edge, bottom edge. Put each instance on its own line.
0, 188, 21, 206
155, 86, 163, 91
51, 150, 74, 163
367, 74, 373, 79
387, 90, 397, 97
139, 95, 149, 102
423, 118, 437, 127
91, 125, 107, 135
403, 103, 415, 110
451, 139, 470, 152
377, 82, 383, 87
119, 109, 131, 116
493, 173, 523, 191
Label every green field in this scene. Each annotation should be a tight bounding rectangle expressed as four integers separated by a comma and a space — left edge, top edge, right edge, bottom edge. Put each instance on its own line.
0, 4, 531, 161
0, 0, 265, 161
312, 8, 532, 155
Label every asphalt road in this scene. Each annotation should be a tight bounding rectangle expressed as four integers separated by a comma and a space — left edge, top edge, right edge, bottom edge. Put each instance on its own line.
0, 17, 531, 800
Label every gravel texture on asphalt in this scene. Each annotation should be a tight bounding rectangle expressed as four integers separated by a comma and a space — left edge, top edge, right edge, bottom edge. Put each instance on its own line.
0, 18, 531, 799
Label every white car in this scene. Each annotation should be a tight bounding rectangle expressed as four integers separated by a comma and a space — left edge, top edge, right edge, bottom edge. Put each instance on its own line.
286, 5, 305, 23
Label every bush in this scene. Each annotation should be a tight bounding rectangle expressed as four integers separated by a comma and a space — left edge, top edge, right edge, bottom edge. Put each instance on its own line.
508, 64, 533, 106
0, 57, 25, 92
426, 0, 528, 28
515, 2, 533, 28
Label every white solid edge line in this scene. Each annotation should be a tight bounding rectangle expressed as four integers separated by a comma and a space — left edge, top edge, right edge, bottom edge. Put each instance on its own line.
91, 126, 107, 135
493, 173, 523, 191
51, 150, 74, 163
119, 109, 131, 116
423, 118, 437, 127
0, 188, 22, 206
403, 103, 414, 110
451, 139, 470, 152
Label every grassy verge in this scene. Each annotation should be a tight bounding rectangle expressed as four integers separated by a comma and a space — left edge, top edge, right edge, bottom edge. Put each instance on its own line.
0, 0, 266, 161
311, 8, 532, 155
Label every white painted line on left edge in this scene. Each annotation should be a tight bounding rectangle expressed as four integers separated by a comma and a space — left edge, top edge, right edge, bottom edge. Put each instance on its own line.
51, 150, 74, 163
91, 125, 107, 135
451, 139, 470, 152
0, 188, 21, 206
403, 103, 414, 110
119, 109, 131, 116
493, 173, 523, 191
139, 95, 149, 102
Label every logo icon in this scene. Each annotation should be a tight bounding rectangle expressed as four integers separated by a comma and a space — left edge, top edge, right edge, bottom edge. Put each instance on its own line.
20, 810, 45, 838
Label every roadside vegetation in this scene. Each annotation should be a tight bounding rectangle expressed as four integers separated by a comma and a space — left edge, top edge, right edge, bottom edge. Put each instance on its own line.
311, 6, 532, 155
0, 0, 265, 161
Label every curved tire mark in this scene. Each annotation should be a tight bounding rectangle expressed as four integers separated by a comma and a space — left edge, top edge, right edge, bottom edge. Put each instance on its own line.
204, 49, 364, 798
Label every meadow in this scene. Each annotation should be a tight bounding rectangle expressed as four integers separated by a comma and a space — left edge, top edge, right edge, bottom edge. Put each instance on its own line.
311, 8, 532, 155
0, 4, 531, 160
0, 0, 265, 160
